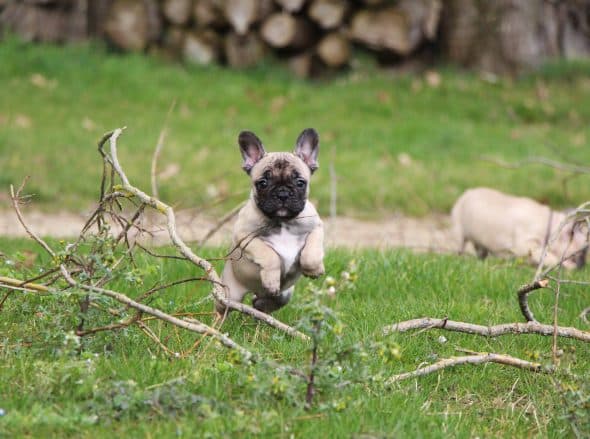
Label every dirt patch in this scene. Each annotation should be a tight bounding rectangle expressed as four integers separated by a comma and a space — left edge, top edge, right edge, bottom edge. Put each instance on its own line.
0, 209, 457, 252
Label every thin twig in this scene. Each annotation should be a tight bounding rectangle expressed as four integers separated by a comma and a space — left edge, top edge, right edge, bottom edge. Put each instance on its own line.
151, 100, 176, 199
387, 352, 549, 384
197, 201, 245, 248
517, 279, 549, 322
383, 317, 590, 342
10, 180, 56, 258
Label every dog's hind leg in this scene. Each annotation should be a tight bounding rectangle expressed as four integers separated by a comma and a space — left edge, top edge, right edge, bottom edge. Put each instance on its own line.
252, 286, 294, 314
216, 262, 249, 316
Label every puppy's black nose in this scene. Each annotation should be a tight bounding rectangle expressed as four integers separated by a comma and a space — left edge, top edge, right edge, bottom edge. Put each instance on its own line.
276, 188, 290, 201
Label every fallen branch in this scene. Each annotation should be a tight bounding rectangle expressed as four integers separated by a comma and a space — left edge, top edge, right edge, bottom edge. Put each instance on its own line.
383, 317, 590, 342
103, 128, 307, 340
517, 279, 549, 322
386, 352, 548, 384
59, 265, 254, 360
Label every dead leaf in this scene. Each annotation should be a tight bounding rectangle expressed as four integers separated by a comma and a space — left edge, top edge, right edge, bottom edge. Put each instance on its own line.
270, 96, 287, 113
14, 114, 32, 128
30, 73, 57, 89
398, 152, 413, 167
572, 132, 586, 147
158, 163, 180, 180
82, 117, 96, 131
425, 70, 441, 88
377, 90, 391, 104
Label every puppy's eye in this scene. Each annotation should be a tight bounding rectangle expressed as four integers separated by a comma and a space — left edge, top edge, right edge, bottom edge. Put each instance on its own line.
256, 178, 268, 189
296, 178, 306, 188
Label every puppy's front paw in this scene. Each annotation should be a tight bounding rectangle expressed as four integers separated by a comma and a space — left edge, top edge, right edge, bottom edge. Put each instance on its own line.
301, 261, 325, 279
260, 268, 281, 295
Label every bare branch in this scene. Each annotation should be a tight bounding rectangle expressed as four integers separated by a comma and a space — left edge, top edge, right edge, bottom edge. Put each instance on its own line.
151, 100, 176, 199
10, 180, 56, 258
0, 276, 50, 293
517, 279, 549, 322
387, 352, 549, 384
59, 265, 254, 360
197, 201, 245, 248
383, 317, 590, 342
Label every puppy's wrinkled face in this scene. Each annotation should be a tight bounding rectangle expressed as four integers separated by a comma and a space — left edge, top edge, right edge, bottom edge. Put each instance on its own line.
238, 129, 319, 220
251, 153, 309, 219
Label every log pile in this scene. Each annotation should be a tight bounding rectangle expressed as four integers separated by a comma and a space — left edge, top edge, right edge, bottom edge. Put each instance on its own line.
1, 0, 590, 77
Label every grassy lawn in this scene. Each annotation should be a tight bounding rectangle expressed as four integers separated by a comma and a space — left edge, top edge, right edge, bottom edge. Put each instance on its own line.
1, 237, 588, 437
1, 38, 590, 217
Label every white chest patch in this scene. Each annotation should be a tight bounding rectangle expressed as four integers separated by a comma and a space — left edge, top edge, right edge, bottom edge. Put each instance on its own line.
262, 225, 307, 274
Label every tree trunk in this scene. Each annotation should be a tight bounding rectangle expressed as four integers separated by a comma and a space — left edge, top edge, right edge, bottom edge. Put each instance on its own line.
440, 0, 566, 74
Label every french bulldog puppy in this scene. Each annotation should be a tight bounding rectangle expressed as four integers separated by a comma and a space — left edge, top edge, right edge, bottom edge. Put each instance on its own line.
216, 129, 325, 315
451, 187, 587, 269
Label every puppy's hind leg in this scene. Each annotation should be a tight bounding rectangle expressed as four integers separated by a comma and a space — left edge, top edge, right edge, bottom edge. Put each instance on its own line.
253, 286, 294, 314
216, 262, 249, 317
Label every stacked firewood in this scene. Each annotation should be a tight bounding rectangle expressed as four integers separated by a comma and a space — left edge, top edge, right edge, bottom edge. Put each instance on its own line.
1, 0, 589, 76
0, 0, 443, 77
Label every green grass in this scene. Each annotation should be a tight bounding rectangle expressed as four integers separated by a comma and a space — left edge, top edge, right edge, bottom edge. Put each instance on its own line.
2, 38, 590, 217
1, 237, 589, 437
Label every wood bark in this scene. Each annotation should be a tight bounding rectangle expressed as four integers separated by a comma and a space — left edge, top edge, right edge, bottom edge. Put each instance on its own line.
350, 0, 442, 56
316, 31, 350, 67
261, 12, 316, 49
193, 0, 225, 28
224, 31, 266, 67
439, 0, 577, 74
287, 51, 313, 78
308, 0, 347, 30
162, 0, 192, 26
104, 0, 160, 52
0, 0, 88, 42
275, 0, 306, 13
182, 29, 221, 65
223, 0, 257, 35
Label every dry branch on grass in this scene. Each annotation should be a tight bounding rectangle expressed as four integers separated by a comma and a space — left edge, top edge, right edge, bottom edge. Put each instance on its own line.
387, 352, 549, 384
384, 317, 589, 382
383, 317, 590, 342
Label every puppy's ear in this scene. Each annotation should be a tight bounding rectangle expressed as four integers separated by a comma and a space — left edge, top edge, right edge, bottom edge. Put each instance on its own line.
294, 128, 319, 173
239, 131, 266, 174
